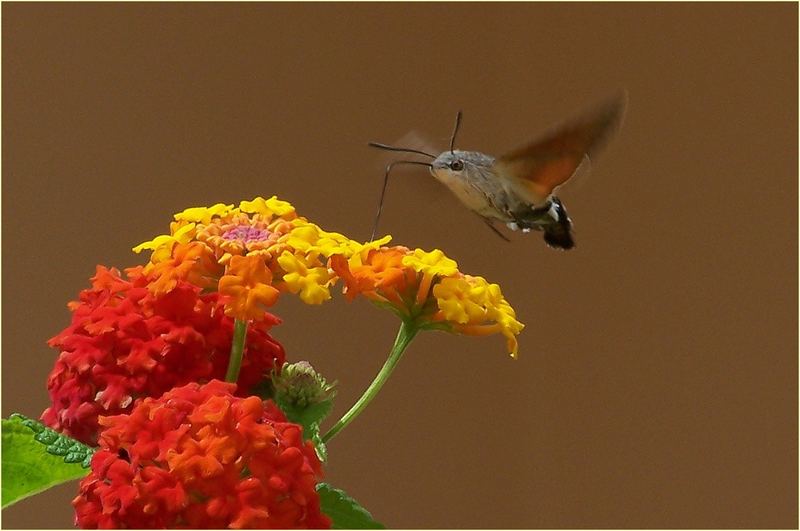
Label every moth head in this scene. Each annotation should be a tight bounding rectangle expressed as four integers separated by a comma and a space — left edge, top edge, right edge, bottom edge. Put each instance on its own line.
432, 151, 465, 173
431, 151, 494, 181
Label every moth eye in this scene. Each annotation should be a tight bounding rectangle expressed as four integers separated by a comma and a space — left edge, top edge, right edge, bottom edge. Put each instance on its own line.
450, 160, 464, 171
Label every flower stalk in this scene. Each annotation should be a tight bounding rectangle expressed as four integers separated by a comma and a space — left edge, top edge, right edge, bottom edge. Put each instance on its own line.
322, 319, 418, 443
225, 319, 249, 383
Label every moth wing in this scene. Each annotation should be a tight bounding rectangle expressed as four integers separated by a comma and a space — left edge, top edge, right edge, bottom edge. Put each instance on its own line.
386, 130, 440, 162
495, 91, 627, 202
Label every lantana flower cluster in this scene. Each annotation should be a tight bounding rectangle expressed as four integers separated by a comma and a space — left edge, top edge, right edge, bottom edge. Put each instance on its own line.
44, 265, 285, 446
74, 381, 329, 529
133, 196, 524, 356
39, 195, 524, 529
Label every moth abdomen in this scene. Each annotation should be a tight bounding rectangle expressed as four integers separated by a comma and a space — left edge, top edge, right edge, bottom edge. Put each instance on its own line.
509, 197, 575, 250
541, 197, 575, 250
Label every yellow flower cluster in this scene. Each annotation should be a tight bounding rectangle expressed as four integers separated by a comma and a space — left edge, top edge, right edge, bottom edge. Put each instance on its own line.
133, 197, 524, 357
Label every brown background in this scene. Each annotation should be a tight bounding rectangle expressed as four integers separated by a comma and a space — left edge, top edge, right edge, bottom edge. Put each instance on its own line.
2, 3, 797, 529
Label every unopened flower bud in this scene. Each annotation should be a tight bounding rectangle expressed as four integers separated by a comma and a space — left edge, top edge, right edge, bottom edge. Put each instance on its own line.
273, 361, 336, 409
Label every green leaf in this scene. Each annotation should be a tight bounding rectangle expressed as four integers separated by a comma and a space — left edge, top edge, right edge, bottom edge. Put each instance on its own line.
9, 414, 95, 467
317, 483, 385, 529
277, 398, 333, 462
2, 415, 94, 508
307, 423, 328, 462
279, 399, 333, 434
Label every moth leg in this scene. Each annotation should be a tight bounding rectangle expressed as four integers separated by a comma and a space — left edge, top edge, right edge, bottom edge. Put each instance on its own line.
480, 216, 511, 242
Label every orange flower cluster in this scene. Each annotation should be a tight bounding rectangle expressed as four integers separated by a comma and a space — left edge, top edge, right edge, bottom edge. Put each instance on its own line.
332, 246, 523, 357
134, 197, 523, 356
74, 381, 330, 529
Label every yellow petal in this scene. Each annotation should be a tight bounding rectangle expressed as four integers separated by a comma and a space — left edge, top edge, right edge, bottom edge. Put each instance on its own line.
174, 204, 233, 224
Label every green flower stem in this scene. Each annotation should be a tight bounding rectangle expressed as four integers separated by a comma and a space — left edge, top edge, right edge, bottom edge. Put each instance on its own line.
225, 319, 249, 383
322, 320, 418, 443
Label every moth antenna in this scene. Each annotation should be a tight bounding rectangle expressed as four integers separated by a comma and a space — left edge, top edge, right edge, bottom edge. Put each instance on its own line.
371, 160, 433, 241
449, 110, 463, 154
367, 142, 436, 159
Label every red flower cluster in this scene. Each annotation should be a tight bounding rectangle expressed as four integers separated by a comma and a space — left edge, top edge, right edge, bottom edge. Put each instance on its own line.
74, 381, 330, 529
42, 266, 285, 445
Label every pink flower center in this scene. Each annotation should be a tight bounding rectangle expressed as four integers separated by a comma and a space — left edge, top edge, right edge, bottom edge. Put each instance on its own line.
222, 226, 271, 244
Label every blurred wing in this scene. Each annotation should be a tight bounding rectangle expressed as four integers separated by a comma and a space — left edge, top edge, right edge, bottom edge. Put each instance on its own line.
495, 91, 627, 201
390, 130, 440, 162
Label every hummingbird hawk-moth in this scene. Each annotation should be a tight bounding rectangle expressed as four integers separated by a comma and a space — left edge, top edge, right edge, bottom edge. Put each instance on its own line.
368, 92, 627, 250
